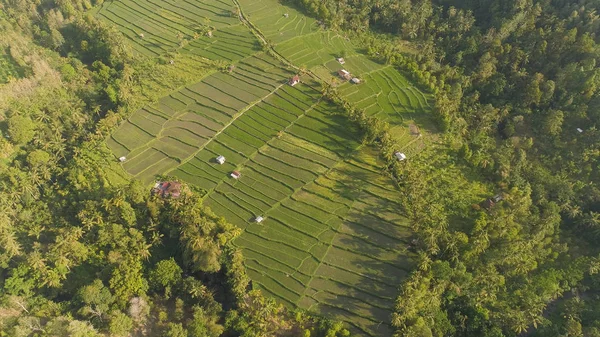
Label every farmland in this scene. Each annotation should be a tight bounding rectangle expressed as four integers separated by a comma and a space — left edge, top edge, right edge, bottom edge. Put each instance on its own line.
172, 84, 414, 335
95, 0, 259, 59
108, 52, 293, 183
102, 0, 432, 334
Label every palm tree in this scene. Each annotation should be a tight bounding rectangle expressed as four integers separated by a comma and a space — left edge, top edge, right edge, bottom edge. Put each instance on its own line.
580, 212, 600, 238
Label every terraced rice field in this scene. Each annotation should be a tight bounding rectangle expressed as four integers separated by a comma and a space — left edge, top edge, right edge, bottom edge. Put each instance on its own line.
239, 0, 320, 43
108, 53, 292, 183
240, 0, 432, 153
103, 0, 434, 335
172, 84, 414, 336
96, 0, 259, 59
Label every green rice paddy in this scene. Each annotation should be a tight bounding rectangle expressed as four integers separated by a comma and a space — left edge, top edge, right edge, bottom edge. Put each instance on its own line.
101, 0, 435, 334
96, 0, 259, 59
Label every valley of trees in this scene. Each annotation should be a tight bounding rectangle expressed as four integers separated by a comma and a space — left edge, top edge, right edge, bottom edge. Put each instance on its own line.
1, 0, 599, 336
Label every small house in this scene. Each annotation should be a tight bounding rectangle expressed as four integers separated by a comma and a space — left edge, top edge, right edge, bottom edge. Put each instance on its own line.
169, 60, 174, 65
152, 181, 182, 198
577, 128, 584, 133
255, 216, 264, 223
351, 77, 361, 84
207, 30, 213, 38
119, 156, 126, 162
231, 171, 241, 179
139, 33, 145, 39
216, 155, 226, 165
394, 152, 407, 161
289, 75, 300, 86
284, 13, 289, 18
338, 69, 351, 80
336, 57, 345, 65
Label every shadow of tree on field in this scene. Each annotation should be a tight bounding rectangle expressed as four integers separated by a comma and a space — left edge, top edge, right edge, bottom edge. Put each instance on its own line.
306, 153, 416, 336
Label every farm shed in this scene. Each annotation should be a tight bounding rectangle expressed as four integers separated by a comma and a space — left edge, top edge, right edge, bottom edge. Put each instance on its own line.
394, 152, 407, 161
255, 216, 264, 223
216, 155, 226, 164
153, 181, 182, 198
119, 156, 126, 162
577, 128, 584, 133
231, 171, 241, 179
338, 69, 351, 80
336, 57, 345, 64
351, 77, 361, 84
289, 75, 300, 86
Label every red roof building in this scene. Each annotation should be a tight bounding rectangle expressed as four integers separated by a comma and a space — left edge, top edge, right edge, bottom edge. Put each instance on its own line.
152, 181, 182, 198
289, 75, 300, 86
338, 69, 351, 80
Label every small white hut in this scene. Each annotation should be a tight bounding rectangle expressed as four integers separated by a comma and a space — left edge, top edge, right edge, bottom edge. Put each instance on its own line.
216, 155, 226, 165
119, 156, 126, 162
351, 77, 361, 84
394, 152, 407, 161
255, 216, 264, 223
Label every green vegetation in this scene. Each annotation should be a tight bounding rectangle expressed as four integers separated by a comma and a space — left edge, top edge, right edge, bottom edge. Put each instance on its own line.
2, 0, 599, 336
287, 0, 600, 336
0, 50, 24, 83
99, 0, 432, 332
95, 0, 250, 58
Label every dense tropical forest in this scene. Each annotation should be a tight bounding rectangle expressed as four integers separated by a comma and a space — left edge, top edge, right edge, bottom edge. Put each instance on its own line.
0, 0, 599, 336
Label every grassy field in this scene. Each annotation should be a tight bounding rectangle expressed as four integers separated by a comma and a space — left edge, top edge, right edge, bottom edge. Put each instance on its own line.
103, 0, 435, 334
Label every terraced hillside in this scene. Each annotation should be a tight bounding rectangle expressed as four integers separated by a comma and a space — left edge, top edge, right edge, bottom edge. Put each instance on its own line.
240, 0, 433, 146
96, 0, 259, 59
169, 80, 413, 335
102, 0, 432, 335
108, 53, 292, 183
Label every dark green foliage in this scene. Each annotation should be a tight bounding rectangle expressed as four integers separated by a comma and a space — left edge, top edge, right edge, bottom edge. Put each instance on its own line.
149, 259, 183, 296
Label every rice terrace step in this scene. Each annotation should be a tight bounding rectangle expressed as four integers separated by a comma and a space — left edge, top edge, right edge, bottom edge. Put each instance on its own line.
101, 0, 434, 335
